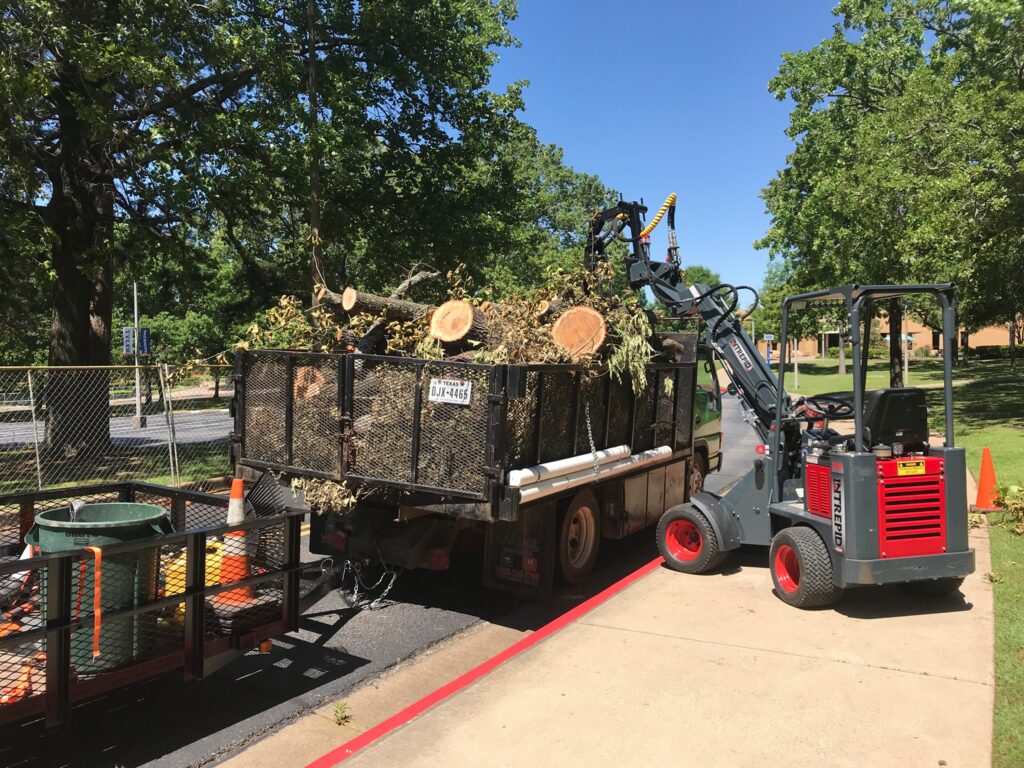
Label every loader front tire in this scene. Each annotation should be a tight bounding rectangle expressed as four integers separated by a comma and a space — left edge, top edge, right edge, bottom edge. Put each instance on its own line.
657, 504, 726, 575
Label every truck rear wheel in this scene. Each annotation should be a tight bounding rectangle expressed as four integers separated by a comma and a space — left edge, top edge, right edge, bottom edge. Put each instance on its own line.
657, 504, 726, 574
558, 491, 601, 585
689, 453, 708, 497
769, 526, 842, 609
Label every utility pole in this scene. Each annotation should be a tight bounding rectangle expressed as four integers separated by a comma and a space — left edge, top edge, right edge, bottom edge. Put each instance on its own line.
132, 282, 146, 429
307, 0, 324, 309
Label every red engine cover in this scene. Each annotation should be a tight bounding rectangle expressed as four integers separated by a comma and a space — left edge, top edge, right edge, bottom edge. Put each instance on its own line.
876, 456, 946, 558
804, 461, 831, 518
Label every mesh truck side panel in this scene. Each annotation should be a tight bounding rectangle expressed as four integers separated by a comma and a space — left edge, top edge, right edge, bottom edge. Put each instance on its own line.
242, 353, 288, 466
537, 370, 575, 463
417, 363, 492, 495
348, 358, 416, 485
290, 355, 341, 475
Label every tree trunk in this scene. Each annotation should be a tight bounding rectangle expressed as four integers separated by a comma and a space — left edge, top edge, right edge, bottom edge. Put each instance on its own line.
837, 329, 847, 376
551, 306, 607, 360
1010, 317, 1018, 370
307, 0, 324, 309
429, 300, 490, 344
319, 287, 431, 322
46, 194, 115, 459
888, 299, 904, 388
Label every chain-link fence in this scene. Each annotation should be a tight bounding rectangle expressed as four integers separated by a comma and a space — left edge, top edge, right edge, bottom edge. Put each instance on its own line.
0, 364, 233, 496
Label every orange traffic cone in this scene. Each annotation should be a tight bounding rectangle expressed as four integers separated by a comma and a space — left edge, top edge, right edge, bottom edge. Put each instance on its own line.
213, 479, 254, 607
976, 447, 1001, 510
0, 663, 33, 705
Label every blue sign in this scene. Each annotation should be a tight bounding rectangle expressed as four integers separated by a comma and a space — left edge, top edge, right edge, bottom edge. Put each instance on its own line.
138, 327, 151, 355
122, 327, 134, 356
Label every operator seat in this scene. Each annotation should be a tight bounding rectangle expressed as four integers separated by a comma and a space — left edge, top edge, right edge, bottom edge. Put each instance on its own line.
862, 388, 930, 453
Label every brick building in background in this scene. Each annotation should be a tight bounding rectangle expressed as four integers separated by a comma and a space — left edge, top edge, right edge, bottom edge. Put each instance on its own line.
754, 315, 1018, 359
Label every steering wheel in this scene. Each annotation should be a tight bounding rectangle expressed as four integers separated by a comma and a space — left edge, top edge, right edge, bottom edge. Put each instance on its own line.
800, 395, 854, 421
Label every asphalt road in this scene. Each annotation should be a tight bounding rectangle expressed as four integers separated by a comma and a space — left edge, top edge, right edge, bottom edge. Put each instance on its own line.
1, 396, 757, 768
0, 408, 232, 449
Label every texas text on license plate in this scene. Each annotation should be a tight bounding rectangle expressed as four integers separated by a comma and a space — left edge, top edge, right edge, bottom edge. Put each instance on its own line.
897, 459, 926, 476
427, 377, 472, 405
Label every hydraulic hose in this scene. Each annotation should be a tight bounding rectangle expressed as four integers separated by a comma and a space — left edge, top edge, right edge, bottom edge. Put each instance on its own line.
640, 192, 677, 238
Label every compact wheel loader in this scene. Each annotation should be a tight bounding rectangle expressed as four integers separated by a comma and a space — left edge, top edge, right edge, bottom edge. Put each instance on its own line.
587, 196, 975, 608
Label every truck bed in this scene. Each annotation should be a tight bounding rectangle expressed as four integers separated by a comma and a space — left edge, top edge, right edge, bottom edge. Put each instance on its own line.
234, 350, 697, 513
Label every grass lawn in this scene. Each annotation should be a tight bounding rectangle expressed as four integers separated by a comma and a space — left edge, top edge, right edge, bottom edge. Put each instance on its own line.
990, 522, 1024, 768
783, 357, 1017, 396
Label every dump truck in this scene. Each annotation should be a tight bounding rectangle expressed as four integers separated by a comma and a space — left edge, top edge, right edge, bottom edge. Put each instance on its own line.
233, 341, 720, 593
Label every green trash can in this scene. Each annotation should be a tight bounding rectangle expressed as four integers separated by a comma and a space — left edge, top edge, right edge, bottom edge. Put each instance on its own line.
27, 503, 173, 673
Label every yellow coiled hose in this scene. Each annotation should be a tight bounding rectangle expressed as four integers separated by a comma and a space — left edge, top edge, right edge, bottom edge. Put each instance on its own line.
639, 192, 677, 238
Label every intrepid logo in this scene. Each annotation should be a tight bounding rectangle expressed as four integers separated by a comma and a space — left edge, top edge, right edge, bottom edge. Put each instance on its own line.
729, 337, 754, 371
831, 478, 845, 553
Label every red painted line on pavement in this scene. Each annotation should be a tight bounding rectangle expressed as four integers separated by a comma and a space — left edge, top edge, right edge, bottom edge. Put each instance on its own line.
306, 556, 664, 768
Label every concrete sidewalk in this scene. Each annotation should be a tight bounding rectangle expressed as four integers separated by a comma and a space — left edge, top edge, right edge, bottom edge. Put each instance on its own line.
324, 526, 994, 768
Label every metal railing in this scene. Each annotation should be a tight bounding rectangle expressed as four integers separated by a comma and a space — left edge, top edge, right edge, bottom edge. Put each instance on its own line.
0, 482, 302, 729
0, 365, 233, 496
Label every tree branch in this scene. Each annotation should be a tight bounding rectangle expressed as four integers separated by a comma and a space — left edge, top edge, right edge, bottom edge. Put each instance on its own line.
121, 68, 256, 120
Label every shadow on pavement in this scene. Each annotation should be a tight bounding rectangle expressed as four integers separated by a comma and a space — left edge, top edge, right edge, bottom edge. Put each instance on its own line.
383, 528, 661, 634
0, 609, 369, 768
836, 584, 973, 619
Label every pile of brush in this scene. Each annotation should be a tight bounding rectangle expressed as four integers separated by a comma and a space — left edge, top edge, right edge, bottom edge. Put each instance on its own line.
315, 263, 685, 379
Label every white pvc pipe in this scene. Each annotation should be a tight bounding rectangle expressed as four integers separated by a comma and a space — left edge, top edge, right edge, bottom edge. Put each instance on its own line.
517, 446, 672, 504
508, 445, 632, 488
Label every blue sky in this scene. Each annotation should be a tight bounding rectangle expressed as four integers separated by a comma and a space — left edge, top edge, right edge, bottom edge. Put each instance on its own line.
491, 1, 840, 290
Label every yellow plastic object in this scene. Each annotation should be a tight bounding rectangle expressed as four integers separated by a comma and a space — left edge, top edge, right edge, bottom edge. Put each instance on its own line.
165, 540, 223, 594
165, 541, 224, 625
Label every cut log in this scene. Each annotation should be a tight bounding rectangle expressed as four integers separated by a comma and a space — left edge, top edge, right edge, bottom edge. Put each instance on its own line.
337, 288, 430, 322
551, 306, 607, 360
429, 299, 490, 344
534, 298, 564, 320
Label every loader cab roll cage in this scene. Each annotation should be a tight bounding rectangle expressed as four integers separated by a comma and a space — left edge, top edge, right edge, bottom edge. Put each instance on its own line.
771, 284, 958, 495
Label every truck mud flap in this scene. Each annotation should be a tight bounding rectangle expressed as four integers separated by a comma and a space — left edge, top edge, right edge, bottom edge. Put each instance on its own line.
483, 502, 556, 597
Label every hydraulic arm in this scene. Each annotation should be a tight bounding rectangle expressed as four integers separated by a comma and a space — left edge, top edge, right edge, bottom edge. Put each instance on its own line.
585, 197, 788, 443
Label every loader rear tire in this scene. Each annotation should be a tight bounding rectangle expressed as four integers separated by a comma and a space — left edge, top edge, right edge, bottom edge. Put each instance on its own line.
769, 526, 842, 609
657, 504, 726, 575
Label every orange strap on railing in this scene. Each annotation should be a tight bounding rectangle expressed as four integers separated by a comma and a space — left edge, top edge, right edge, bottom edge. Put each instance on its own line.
84, 546, 102, 658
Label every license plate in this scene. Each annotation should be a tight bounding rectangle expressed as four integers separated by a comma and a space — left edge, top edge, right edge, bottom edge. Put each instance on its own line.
897, 460, 926, 476
427, 377, 472, 405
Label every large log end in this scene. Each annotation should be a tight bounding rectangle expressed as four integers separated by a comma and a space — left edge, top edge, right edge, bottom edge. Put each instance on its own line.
551, 306, 607, 360
340, 286, 358, 312
430, 299, 477, 343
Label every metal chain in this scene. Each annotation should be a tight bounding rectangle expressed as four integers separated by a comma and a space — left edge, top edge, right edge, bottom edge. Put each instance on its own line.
584, 399, 600, 476
335, 552, 402, 611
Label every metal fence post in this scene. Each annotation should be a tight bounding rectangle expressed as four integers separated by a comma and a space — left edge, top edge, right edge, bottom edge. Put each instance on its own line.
183, 530, 207, 680
26, 371, 43, 491
45, 555, 72, 729
160, 364, 180, 486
